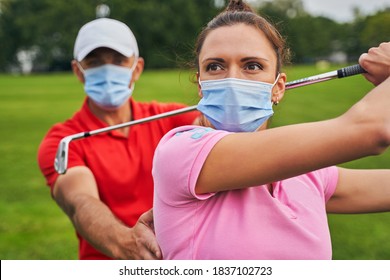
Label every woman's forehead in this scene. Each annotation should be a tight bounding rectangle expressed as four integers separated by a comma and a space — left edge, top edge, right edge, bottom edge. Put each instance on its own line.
200, 24, 276, 60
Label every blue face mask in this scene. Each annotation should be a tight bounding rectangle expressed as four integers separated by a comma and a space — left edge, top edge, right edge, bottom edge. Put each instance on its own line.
79, 62, 136, 109
197, 76, 279, 132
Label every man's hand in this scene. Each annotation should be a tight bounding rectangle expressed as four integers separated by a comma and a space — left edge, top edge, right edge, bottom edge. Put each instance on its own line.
114, 209, 162, 260
131, 209, 162, 260
54, 167, 162, 260
359, 42, 390, 86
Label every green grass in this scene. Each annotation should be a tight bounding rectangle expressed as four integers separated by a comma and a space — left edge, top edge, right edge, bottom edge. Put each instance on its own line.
0, 66, 389, 260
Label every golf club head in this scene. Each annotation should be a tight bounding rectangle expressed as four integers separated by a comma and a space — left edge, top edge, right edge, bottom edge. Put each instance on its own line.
54, 135, 73, 174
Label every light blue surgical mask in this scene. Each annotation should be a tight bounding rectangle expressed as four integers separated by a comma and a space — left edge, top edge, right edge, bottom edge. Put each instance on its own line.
197, 76, 279, 132
78, 61, 137, 109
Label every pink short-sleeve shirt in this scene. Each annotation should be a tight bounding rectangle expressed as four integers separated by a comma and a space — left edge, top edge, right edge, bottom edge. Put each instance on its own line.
153, 126, 338, 260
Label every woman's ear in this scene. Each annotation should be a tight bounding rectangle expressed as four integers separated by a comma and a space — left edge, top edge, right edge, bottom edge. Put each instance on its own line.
272, 72, 286, 104
197, 72, 203, 97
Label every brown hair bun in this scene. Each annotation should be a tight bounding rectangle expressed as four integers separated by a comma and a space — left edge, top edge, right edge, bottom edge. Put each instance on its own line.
225, 0, 254, 13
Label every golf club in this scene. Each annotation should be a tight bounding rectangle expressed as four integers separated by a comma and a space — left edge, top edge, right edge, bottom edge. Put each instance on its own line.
54, 64, 366, 174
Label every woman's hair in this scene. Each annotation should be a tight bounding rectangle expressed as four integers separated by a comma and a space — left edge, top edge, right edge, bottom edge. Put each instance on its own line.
194, 0, 290, 74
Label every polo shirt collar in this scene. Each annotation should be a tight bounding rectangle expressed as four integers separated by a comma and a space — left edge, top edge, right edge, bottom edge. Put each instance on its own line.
78, 97, 135, 137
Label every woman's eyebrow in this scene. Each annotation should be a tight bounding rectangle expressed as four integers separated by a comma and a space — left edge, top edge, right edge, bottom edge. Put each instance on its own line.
201, 57, 225, 64
201, 56, 270, 64
241, 56, 269, 62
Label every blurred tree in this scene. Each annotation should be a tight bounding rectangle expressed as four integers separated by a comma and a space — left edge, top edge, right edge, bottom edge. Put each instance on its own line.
109, 0, 220, 69
0, 0, 388, 72
0, 0, 219, 72
259, 0, 307, 19
258, 0, 345, 63
286, 16, 344, 63
341, 8, 390, 62
0, 0, 22, 71
360, 9, 390, 51
342, 17, 366, 62
0, 0, 98, 72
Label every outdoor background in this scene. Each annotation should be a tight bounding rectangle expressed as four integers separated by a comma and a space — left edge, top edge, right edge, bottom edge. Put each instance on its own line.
0, 0, 390, 260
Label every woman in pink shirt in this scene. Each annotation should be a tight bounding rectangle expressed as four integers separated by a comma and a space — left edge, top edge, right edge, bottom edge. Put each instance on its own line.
152, 0, 390, 259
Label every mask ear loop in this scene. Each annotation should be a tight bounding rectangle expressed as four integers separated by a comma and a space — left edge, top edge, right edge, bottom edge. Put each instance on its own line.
76, 61, 85, 75
130, 57, 138, 71
198, 75, 202, 87
128, 57, 139, 91
198, 76, 205, 98
272, 73, 281, 106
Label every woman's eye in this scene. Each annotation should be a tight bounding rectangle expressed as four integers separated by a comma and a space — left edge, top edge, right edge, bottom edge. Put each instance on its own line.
206, 63, 223, 71
245, 63, 263, 71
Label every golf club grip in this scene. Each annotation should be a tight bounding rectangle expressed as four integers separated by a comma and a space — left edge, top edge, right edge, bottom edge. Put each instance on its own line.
337, 64, 367, 78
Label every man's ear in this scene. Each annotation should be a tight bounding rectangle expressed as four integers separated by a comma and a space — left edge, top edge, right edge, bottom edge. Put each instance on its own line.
132, 57, 144, 82
71, 60, 85, 83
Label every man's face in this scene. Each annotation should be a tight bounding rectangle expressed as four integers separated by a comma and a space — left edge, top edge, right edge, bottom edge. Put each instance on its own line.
80, 47, 136, 70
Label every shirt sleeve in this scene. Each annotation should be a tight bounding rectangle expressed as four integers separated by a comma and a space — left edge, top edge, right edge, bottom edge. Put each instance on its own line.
37, 124, 86, 190
153, 126, 229, 206
322, 166, 339, 202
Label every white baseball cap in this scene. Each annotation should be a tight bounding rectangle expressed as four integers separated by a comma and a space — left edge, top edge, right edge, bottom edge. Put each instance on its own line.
73, 18, 139, 61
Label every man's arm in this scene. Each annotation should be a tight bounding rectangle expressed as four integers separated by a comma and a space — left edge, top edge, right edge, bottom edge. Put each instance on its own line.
53, 166, 161, 260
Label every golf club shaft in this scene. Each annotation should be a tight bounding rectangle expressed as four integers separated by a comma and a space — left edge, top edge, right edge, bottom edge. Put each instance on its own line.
55, 64, 366, 174
285, 64, 366, 89
70, 64, 367, 137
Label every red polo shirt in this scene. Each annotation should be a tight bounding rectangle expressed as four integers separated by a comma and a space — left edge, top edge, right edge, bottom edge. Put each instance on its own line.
37, 98, 198, 259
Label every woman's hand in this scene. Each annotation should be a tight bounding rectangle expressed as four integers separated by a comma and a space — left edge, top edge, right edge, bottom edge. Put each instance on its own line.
359, 42, 390, 86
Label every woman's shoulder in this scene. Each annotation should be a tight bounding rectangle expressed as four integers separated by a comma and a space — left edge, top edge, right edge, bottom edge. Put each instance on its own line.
158, 125, 228, 147
153, 126, 229, 203
155, 126, 231, 167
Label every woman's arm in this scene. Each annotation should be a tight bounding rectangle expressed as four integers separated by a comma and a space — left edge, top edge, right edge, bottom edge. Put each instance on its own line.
196, 83, 390, 194
327, 167, 390, 213
326, 43, 390, 214
196, 43, 390, 194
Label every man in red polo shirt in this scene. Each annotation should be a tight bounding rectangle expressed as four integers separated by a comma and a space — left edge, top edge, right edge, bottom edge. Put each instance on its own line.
37, 18, 199, 260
